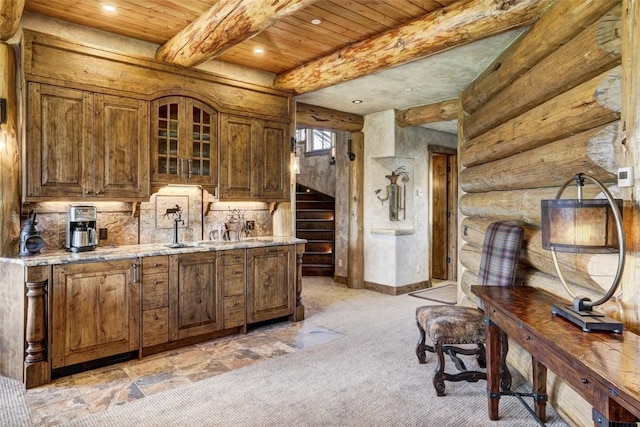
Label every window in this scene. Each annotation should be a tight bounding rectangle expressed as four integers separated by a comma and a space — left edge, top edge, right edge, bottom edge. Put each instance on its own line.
297, 128, 336, 153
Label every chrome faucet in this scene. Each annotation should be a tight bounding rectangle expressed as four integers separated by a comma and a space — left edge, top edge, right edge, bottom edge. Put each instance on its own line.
164, 205, 184, 247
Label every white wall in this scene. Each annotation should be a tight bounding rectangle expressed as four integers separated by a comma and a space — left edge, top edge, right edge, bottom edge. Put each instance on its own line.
363, 110, 456, 289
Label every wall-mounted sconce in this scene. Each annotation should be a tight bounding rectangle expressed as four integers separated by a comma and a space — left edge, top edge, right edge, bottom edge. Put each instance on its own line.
329, 146, 336, 165
290, 136, 301, 174
541, 172, 625, 333
347, 139, 356, 161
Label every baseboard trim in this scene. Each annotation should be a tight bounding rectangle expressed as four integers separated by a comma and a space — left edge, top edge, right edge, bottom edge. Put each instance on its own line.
363, 280, 431, 296
333, 274, 347, 284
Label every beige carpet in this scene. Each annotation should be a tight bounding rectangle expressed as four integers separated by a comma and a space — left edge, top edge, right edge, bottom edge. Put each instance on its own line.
1, 278, 568, 426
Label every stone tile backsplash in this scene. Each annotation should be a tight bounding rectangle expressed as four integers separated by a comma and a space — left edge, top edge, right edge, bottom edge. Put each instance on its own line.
23, 188, 272, 251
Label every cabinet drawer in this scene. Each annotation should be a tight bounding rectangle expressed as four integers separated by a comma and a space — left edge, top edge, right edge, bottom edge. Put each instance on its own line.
143, 256, 169, 274
142, 273, 169, 310
224, 295, 245, 328
142, 307, 169, 347
224, 268, 245, 296
219, 249, 245, 265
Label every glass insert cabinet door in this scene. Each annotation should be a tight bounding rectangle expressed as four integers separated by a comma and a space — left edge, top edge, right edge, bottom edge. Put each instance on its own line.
151, 96, 218, 189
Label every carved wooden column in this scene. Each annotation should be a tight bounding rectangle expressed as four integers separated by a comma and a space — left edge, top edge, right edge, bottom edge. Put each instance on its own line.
24, 266, 50, 388
293, 242, 305, 321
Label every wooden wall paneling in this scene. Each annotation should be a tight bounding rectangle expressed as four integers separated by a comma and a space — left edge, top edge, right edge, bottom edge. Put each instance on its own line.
348, 132, 364, 289
0, 41, 20, 255
462, 0, 620, 114
464, 4, 622, 139
620, 0, 640, 332
22, 31, 291, 120
462, 65, 622, 168
460, 123, 621, 193
0, 262, 26, 381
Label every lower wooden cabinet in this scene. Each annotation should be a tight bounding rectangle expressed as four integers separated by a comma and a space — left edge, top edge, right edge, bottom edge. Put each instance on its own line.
169, 252, 223, 341
247, 245, 295, 323
217, 249, 246, 329
141, 256, 169, 347
52, 259, 140, 369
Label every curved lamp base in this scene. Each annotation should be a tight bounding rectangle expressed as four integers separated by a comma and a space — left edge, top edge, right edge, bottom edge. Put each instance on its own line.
551, 304, 623, 334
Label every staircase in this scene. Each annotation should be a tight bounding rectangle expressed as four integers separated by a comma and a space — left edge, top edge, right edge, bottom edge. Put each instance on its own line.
296, 184, 335, 276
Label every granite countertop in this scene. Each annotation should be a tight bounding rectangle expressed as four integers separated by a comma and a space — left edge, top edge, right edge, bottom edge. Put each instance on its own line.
2, 236, 306, 266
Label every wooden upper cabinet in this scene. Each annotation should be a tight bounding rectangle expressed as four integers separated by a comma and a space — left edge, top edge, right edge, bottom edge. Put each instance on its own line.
150, 96, 218, 191
219, 114, 290, 201
26, 83, 92, 199
94, 94, 149, 199
25, 82, 149, 201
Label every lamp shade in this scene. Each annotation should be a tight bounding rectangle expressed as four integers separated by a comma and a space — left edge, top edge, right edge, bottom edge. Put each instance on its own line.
541, 198, 622, 253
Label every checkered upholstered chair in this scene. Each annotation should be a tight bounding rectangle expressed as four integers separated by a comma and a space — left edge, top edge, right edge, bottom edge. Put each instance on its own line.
415, 222, 524, 396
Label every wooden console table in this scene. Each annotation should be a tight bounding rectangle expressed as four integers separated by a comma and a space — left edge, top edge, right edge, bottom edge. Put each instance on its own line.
471, 285, 640, 426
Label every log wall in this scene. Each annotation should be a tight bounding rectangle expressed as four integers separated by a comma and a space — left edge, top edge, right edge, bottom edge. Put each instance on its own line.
458, 2, 633, 426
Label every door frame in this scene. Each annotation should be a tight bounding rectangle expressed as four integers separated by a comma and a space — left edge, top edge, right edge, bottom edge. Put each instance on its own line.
429, 146, 458, 281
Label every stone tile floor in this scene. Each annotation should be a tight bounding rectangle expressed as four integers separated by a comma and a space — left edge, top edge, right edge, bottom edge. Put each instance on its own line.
25, 311, 342, 426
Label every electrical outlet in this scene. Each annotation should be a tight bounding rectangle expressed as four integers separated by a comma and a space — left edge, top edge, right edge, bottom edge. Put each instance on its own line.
338, 259, 343, 267
99, 228, 108, 240
416, 265, 421, 273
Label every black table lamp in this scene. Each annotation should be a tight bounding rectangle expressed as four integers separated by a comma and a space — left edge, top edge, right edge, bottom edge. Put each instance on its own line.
541, 173, 625, 333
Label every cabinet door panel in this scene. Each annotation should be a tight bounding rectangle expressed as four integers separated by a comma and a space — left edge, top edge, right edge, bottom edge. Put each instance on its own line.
169, 253, 222, 340
247, 246, 294, 323
26, 83, 92, 198
94, 94, 149, 199
52, 260, 139, 368
254, 121, 289, 199
186, 98, 217, 187
220, 115, 253, 199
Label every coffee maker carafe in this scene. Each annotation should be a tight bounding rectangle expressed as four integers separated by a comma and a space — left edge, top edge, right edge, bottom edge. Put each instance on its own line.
66, 205, 98, 252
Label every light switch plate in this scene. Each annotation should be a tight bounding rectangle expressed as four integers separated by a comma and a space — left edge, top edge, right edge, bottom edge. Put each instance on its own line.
618, 167, 633, 187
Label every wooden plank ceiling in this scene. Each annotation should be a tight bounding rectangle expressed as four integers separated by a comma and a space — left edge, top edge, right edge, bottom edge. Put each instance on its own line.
24, 0, 455, 75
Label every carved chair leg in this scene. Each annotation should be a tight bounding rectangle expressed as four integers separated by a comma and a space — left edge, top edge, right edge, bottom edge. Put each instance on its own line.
433, 341, 446, 396
416, 320, 428, 364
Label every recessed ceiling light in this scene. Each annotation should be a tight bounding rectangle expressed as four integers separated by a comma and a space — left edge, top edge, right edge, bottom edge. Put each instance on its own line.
102, 4, 117, 12
253, 47, 264, 55
404, 88, 413, 92
352, 100, 363, 104
311, 19, 322, 25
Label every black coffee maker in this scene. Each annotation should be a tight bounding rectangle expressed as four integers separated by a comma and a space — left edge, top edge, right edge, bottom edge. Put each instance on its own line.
19, 210, 44, 256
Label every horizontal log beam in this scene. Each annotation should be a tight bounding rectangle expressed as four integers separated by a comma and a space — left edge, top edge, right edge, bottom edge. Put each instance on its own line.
459, 186, 604, 225
296, 103, 363, 132
461, 66, 621, 168
464, 4, 622, 140
0, 0, 25, 41
461, 0, 619, 115
460, 123, 621, 192
396, 99, 458, 127
156, 0, 317, 67
274, 0, 551, 95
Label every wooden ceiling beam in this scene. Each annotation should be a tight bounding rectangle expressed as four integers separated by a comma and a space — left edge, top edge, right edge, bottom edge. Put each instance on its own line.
396, 99, 458, 127
296, 103, 363, 132
0, 0, 25, 41
156, 0, 318, 68
274, 0, 552, 94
